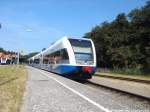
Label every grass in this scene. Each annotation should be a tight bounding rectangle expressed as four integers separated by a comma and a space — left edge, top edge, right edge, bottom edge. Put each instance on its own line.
0, 65, 27, 112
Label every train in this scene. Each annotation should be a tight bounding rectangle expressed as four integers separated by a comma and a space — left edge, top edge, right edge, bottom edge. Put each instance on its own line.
29, 36, 96, 79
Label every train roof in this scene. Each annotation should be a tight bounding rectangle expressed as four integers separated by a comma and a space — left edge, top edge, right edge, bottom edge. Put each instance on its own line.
29, 36, 92, 60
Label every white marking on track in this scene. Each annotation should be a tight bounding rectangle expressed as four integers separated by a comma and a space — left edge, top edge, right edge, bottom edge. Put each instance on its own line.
38, 69, 111, 112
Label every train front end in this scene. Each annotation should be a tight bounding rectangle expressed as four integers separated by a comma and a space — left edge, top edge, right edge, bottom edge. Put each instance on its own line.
68, 38, 96, 79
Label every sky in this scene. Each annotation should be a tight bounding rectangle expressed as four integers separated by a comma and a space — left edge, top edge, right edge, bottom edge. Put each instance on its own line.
0, 0, 147, 54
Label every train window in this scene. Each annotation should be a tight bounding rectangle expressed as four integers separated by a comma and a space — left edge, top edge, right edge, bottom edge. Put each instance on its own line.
60, 49, 69, 64
34, 59, 40, 64
43, 55, 49, 64
69, 39, 92, 47
60, 49, 69, 60
73, 46, 92, 54
44, 53, 55, 64
43, 49, 69, 64
69, 39, 94, 65
54, 51, 60, 56
69, 39, 93, 54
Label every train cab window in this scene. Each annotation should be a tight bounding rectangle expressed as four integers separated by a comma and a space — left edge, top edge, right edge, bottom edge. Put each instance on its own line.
69, 39, 94, 65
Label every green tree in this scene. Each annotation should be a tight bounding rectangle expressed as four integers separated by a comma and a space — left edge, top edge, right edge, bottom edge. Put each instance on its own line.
0, 47, 5, 52
19, 52, 39, 64
84, 1, 150, 74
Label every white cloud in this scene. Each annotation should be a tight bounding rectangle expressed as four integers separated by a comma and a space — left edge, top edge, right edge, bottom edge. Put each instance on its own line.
26, 29, 32, 32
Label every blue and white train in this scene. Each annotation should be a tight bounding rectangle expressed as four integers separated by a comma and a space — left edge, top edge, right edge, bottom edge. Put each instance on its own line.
29, 36, 96, 79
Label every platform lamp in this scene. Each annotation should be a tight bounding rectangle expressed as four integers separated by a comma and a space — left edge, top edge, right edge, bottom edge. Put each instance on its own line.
17, 49, 24, 64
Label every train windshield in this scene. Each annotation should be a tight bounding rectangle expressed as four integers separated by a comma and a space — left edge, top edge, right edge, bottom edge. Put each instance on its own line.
69, 39, 94, 65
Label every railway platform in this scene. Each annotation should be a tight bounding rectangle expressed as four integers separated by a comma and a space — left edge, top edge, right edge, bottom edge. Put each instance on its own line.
21, 66, 150, 112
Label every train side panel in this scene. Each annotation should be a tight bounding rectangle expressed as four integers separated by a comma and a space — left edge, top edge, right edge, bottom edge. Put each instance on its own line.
29, 37, 96, 79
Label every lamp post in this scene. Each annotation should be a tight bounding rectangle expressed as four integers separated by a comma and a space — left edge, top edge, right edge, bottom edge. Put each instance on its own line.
0, 23, 1, 29
17, 51, 19, 64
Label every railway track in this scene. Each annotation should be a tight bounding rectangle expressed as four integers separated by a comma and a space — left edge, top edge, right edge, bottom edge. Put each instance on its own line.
94, 74, 150, 84
60, 77, 150, 101
84, 80, 150, 101
81, 74, 150, 100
